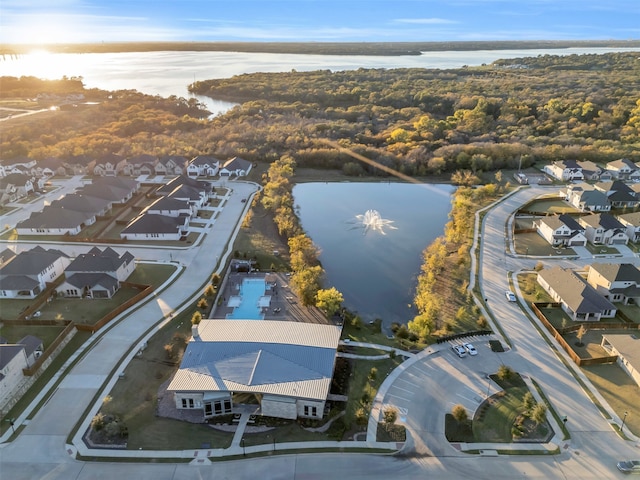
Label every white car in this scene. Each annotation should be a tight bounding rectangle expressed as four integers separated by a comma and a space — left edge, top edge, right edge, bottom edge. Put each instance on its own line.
452, 345, 467, 358
463, 343, 478, 356
505, 291, 517, 302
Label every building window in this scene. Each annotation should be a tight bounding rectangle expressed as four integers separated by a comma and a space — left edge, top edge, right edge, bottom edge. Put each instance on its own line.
181, 398, 187, 408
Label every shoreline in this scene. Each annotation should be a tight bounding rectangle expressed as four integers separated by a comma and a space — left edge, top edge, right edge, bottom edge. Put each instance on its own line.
3, 40, 640, 56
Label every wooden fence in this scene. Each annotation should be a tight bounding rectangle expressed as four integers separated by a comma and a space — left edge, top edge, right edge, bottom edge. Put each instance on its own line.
22, 321, 76, 376
531, 303, 620, 367
75, 282, 153, 333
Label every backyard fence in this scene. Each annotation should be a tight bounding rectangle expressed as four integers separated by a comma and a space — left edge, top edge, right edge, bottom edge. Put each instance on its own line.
532, 303, 620, 367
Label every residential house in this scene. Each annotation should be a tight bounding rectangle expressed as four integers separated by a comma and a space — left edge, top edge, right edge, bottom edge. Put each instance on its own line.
537, 266, 617, 321
544, 160, 584, 182
587, 263, 640, 305
220, 157, 252, 177
157, 155, 188, 176
0, 248, 16, 267
0, 173, 34, 203
15, 206, 95, 236
0, 246, 70, 298
564, 185, 611, 212
35, 157, 67, 177
594, 180, 639, 209
120, 214, 189, 241
63, 154, 94, 175
168, 320, 341, 420
78, 177, 139, 204
616, 212, 640, 243
145, 196, 195, 217
601, 335, 640, 387
606, 158, 637, 180
187, 155, 221, 178
92, 154, 122, 176
0, 336, 43, 408
120, 154, 158, 176
576, 161, 605, 181
578, 213, 629, 245
49, 193, 113, 218
536, 214, 587, 247
57, 247, 135, 299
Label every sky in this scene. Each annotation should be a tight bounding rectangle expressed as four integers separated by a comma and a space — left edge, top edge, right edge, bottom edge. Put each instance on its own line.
1, 0, 639, 45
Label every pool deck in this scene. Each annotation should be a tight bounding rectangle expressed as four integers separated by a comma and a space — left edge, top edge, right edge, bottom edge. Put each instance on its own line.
211, 272, 332, 325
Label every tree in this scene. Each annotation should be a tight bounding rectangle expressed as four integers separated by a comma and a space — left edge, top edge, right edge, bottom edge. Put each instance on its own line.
290, 265, 323, 306
497, 365, 515, 381
383, 407, 398, 424
451, 404, 468, 423
531, 403, 547, 425
191, 311, 202, 325
368, 367, 378, 382
522, 392, 536, 413
576, 324, 587, 347
315, 287, 344, 317
197, 298, 208, 310
211, 273, 221, 286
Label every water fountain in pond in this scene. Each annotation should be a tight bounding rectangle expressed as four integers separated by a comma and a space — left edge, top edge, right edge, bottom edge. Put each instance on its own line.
354, 209, 397, 235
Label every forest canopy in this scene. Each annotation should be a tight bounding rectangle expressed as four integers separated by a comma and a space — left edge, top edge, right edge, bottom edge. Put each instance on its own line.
1, 51, 639, 178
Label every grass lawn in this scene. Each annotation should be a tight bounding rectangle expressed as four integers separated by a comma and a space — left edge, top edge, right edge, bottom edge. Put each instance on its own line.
0, 330, 92, 436
585, 243, 619, 255
514, 232, 576, 257
583, 363, 640, 437
519, 198, 579, 215
98, 305, 234, 450
516, 273, 553, 304
0, 324, 65, 349
234, 211, 290, 272
127, 264, 177, 289
473, 386, 530, 442
562, 330, 611, 359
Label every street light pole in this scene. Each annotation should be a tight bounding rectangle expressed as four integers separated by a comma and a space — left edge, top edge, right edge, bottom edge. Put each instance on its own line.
241, 438, 245, 456
621, 411, 628, 433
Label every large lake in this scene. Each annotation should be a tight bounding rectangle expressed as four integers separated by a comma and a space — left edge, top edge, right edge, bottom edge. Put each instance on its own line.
2, 47, 638, 115
293, 182, 454, 327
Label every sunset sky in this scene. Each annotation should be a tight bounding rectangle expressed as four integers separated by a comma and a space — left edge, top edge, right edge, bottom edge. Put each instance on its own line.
1, 0, 639, 45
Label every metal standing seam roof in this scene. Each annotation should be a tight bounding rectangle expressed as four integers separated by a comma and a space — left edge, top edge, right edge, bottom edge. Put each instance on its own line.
168, 320, 342, 401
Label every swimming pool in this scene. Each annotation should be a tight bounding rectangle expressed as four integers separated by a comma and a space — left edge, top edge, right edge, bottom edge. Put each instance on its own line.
226, 278, 268, 320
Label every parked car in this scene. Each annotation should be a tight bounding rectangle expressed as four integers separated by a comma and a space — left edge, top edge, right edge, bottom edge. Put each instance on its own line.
452, 345, 467, 358
617, 460, 640, 474
505, 290, 517, 302
463, 343, 478, 356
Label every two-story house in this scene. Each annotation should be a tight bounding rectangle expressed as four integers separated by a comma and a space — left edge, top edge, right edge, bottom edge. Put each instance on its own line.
616, 212, 640, 243
587, 262, 640, 305
578, 213, 629, 245
606, 158, 638, 180
594, 180, 640, 209
564, 184, 611, 212
544, 160, 584, 182
536, 214, 587, 247
187, 155, 221, 178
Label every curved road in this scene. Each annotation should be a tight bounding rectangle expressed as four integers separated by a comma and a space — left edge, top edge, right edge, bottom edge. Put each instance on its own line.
1, 184, 638, 479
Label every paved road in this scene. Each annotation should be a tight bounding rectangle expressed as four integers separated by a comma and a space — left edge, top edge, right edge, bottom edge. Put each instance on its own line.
1, 183, 638, 479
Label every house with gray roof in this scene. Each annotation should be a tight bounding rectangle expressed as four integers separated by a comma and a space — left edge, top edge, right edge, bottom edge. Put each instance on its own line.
616, 211, 640, 243
0, 335, 43, 408
220, 157, 252, 177
168, 320, 341, 420
578, 213, 629, 245
50, 193, 113, 217
537, 266, 617, 321
0, 246, 69, 299
594, 180, 639, 209
606, 158, 638, 180
57, 247, 135, 299
146, 196, 195, 217
16, 206, 95, 236
601, 335, 640, 387
564, 185, 611, 212
544, 160, 583, 182
119, 154, 158, 176
121, 214, 188, 241
157, 155, 188, 176
187, 155, 221, 178
0, 173, 34, 204
536, 214, 587, 247
587, 263, 640, 305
